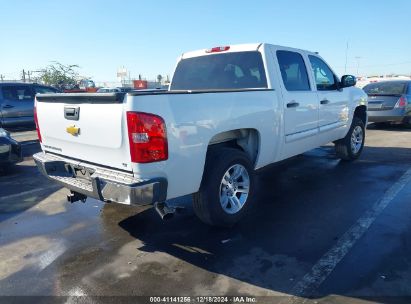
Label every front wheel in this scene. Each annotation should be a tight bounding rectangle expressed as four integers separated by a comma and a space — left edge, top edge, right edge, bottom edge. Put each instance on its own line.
335, 117, 365, 161
193, 148, 255, 226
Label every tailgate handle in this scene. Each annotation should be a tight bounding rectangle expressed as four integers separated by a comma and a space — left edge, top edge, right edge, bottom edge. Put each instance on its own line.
64, 107, 80, 121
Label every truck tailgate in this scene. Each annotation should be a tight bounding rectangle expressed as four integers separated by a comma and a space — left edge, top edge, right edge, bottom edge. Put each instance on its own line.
35, 93, 132, 171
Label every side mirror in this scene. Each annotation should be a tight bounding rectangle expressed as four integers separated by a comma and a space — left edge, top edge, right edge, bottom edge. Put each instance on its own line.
340, 75, 357, 88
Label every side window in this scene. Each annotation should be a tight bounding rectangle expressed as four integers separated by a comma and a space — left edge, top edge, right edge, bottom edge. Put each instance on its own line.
276, 50, 310, 91
35, 86, 58, 94
1, 86, 34, 101
308, 56, 338, 91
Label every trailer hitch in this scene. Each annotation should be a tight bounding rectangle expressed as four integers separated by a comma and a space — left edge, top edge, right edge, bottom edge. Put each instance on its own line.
67, 191, 87, 203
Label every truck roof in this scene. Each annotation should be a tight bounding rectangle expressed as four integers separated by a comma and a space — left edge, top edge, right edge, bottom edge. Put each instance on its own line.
181, 43, 318, 59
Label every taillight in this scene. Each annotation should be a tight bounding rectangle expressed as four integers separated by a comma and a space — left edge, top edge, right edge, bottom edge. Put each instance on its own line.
126, 112, 168, 163
33, 103, 42, 143
205, 46, 230, 53
395, 96, 407, 108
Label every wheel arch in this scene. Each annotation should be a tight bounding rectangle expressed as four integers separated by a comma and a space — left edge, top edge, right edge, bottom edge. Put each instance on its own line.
354, 105, 367, 126
207, 128, 260, 168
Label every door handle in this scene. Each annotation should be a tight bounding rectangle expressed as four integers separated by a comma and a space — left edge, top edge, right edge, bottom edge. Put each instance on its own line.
3, 104, 14, 109
320, 99, 330, 105
286, 101, 300, 108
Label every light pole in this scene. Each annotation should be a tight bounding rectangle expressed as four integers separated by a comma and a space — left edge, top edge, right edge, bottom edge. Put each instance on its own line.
344, 41, 349, 74
355, 56, 361, 76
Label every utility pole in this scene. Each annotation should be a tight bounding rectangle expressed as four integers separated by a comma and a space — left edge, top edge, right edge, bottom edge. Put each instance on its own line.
355, 56, 361, 76
344, 41, 349, 74
27, 70, 31, 82
0, 74, 4, 82
22, 69, 26, 82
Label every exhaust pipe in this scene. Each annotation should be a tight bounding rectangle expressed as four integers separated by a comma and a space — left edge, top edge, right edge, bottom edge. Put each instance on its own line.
154, 202, 175, 220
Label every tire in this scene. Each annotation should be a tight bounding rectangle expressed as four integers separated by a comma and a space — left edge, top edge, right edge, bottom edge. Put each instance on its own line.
193, 147, 255, 227
372, 122, 388, 128
335, 117, 365, 161
0, 164, 12, 176
403, 117, 411, 129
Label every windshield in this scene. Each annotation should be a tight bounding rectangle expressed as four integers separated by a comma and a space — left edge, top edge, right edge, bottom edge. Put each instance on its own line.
363, 82, 407, 95
170, 51, 268, 91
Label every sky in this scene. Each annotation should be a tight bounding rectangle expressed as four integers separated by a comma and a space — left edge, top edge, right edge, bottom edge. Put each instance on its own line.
1, 0, 411, 82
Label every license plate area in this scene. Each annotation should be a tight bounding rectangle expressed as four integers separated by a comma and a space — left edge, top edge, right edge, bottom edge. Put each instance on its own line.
368, 102, 382, 110
64, 164, 95, 181
74, 166, 94, 180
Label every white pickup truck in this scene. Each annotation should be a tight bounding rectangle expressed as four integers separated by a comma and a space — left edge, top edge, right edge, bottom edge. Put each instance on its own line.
33, 43, 368, 226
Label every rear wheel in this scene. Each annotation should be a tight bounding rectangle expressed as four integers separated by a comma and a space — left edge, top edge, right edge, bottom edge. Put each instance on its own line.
0, 164, 12, 175
403, 117, 411, 128
193, 148, 255, 226
335, 117, 365, 161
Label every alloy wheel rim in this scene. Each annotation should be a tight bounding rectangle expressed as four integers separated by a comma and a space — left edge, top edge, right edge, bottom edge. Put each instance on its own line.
219, 164, 250, 215
351, 126, 363, 154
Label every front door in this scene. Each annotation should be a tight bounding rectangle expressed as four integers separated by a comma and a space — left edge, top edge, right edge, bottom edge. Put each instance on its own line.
273, 49, 319, 159
308, 55, 349, 142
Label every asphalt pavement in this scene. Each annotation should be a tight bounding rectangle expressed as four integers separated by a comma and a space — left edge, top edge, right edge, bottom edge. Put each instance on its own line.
1, 125, 411, 304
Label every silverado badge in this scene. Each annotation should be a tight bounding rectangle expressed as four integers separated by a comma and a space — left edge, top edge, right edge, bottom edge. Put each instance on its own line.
66, 125, 80, 136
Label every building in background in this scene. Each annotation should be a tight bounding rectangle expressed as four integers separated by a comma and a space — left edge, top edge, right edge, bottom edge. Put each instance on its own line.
95, 67, 169, 90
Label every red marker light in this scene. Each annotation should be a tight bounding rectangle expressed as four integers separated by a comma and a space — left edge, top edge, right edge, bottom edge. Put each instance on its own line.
205, 46, 230, 53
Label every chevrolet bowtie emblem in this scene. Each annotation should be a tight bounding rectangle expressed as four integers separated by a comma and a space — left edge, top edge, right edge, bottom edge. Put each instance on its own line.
66, 125, 80, 136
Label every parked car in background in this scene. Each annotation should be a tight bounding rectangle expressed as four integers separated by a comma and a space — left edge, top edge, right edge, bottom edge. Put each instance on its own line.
0, 82, 59, 127
117, 87, 134, 93
363, 80, 411, 126
96, 87, 122, 93
0, 128, 22, 172
78, 79, 96, 90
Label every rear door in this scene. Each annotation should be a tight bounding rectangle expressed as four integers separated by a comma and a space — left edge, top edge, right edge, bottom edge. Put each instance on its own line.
308, 55, 349, 140
0, 84, 35, 125
273, 49, 319, 158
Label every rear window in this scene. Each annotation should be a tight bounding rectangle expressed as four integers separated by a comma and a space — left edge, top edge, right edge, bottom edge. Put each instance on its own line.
170, 51, 268, 91
363, 82, 407, 95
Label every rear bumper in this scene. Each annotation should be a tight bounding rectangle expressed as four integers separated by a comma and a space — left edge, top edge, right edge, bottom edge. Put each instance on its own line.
33, 152, 167, 205
367, 108, 409, 123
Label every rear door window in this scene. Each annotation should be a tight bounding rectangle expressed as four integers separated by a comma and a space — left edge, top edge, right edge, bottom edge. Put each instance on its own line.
170, 51, 268, 90
276, 50, 311, 91
1, 85, 34, 100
